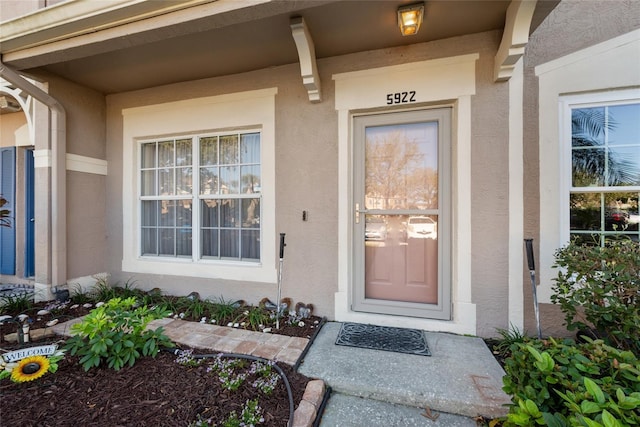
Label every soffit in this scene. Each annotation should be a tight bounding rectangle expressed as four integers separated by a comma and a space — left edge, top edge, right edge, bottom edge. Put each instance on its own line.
0, 0, 556, 94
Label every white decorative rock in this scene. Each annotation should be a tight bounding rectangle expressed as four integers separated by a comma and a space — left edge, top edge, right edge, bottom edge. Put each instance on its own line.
263, 328, 272, 333
95, 301, 105, 307
83, 303, 93, 308
70, 304, 79, 309
46, 319, 59, 327
37, 309, 50, 316
0, 315, 12, 323
17, 314, 29, 322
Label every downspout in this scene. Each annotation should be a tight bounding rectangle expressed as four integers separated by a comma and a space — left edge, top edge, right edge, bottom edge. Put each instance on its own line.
0, 59, 67, 292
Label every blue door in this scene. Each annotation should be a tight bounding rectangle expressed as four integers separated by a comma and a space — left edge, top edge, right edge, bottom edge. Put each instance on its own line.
0, 147, 16, 275
24, 149, 35, 277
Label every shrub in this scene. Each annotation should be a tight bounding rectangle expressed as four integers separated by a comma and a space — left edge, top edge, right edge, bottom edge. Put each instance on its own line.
64, 297, 174, 371
502, 337, 640, 426
551, 239, 639, 352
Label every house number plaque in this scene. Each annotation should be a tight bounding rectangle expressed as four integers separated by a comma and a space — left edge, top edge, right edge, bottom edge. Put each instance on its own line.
386, 91, 416, 105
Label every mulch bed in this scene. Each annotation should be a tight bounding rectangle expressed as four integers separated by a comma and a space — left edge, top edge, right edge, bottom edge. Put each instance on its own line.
0, 341, 311, 426
0, 299, 320, 426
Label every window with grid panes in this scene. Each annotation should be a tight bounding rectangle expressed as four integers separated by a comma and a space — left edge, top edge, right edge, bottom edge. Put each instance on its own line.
568, 100, 640, 245
140, 132, 261, 261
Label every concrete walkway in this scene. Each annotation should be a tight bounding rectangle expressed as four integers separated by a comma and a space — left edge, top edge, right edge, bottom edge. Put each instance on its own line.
297, 322, 511, 426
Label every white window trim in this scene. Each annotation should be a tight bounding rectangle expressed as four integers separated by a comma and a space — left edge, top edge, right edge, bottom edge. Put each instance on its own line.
535, 30, 640, 303
333, 54, 478, 335
122, 88, 277, 283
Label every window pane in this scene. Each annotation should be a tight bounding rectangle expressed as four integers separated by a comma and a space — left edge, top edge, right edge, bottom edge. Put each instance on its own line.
572, 148, 605, 187
141, 201, 157, 226
177, 201, 192, 227
176, 167, 192, 195
141, 170, 156, 196
202, 229, 218, 257
365, 122, 438, 210
141, 143, 156, 168
242, 198, 260, 227
220, 229, 239, 258
605, 192, 639, 232
176, 229, 192, 256
241, 230, 260, 260
570, 193, 601, 231
141, 228, 157, 255
607, 145, 640, 186
220, 135, 238, 164
158, 141, 174, 166
159, 228, 175, 256
609, 104, 640, 146
240, 133, 260, 163
220, 199, 239, 228
176, 139, 192, 166
241, 165, 261, 194
160, 200, 175, 226
200, 136, 218, 166
200, 167, 219, 195
572, 107, 606, 148
201, 200, 219, 227
220, 166, 239, 193
159, 168, 174, 195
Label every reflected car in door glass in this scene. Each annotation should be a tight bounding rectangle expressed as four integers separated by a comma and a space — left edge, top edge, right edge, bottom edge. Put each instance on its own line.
365, 216, 388, 241
407, 216, 437, 239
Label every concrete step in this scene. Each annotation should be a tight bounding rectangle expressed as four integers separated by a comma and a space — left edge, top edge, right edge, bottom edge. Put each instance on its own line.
298, 322, 510, 420
318, 393, 478, 427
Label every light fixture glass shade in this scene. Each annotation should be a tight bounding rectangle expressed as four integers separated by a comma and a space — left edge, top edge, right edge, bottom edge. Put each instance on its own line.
398, 3, 424, 36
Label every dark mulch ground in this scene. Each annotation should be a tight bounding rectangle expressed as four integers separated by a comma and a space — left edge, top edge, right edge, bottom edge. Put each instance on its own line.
0, 344, 310, 426
0, 299, 319, 427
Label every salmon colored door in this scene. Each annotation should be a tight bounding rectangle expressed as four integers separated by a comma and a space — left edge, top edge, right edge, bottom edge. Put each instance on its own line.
353, 109, 451, 320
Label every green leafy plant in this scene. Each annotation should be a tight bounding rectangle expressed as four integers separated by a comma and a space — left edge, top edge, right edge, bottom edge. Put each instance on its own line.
492, 324, 527, 361
238, 307, 270, 331
223, 399, 264, 427
64, 297, 174, 371
0, 291, 34, 313
552, 239, 639, 352
69, 284, 93, 305
502, 337, 640, 426
210, 296, 241, 325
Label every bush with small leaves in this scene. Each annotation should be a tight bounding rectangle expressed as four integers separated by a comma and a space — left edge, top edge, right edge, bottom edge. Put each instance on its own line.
502, 337, 640, 426
64, 297, 174, 371
552, 239, 639, 353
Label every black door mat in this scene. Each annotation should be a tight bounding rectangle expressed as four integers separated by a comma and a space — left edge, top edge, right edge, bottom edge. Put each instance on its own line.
335, 322, 431, 356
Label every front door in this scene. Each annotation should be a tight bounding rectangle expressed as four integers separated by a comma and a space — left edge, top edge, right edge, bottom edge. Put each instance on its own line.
353, 109, 451, 319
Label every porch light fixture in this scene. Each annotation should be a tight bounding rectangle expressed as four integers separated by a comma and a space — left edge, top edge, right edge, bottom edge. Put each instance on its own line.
398, 3, 424, 36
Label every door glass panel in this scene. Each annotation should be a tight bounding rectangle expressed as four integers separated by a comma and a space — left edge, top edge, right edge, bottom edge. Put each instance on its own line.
363, 121, 439, 305
365, 122, 438, 210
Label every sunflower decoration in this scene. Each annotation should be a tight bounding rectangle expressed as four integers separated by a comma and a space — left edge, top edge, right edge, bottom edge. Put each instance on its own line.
10, 356, 50, 382
0, 348, 65, 383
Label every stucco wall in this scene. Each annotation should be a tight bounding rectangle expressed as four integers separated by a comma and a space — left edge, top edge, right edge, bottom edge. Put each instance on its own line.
29, 72, 108, 282
522, 0, 640, 337
105, 30, 510, 335
0, 112, 28, 147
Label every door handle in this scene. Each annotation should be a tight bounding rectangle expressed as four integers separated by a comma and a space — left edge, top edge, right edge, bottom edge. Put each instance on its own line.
355, 203, 368, 224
